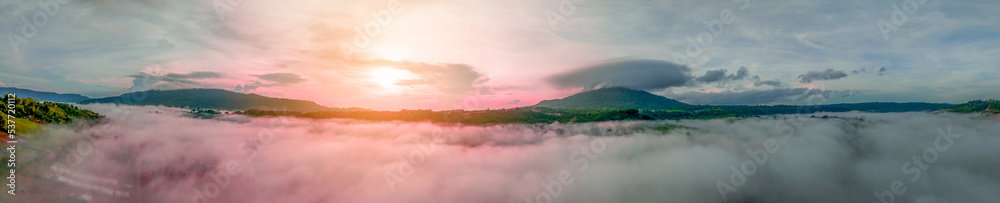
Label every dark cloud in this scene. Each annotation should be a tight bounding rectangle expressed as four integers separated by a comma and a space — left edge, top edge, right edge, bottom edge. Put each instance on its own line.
547, 59, 692, 90
851, 67, 889, 76
130, 71, 223, 83
232, 73, 308, 93
754, 80, 783, 87
732, 66, 749, 80
798, 69, 849, 83
128, 71, 225, 91
696, 66, 750, 83
750, 75, 783, 87
252, 73, 307, 84
667, 88, 856, 105
696, 69, 729, 83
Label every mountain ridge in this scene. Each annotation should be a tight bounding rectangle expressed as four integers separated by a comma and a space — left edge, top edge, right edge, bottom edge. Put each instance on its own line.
0, 87, 91, 103
79, 88, 333, 112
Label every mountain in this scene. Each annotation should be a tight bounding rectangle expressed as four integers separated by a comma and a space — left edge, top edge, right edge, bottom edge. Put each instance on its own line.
534, 87, 692, 110
79, 89, 332, 112
0, 87, 91, 103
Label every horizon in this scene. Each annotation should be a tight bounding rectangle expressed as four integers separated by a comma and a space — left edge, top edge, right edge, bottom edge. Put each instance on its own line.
2, 0, 999, 111
3, 86, 986, 111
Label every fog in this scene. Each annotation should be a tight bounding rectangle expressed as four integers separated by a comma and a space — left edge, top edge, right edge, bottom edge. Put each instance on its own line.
18, 104, 1000, 203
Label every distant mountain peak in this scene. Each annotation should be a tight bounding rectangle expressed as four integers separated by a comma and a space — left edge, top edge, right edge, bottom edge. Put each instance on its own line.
534, 87, 691, 110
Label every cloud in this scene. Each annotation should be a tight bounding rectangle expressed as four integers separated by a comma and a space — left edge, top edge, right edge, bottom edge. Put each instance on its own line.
696, 66, 749, 83
18, 104, 1000, 203
750, 75, 783, 87
128, 71, 225, 91
798, 69, 849, 83
130, 71, 223, 83
851, 67, 890, 76
365, 60, 489, 95
232, 73, 308, 93
252, 73, 306, 84
732, 66, 749, 80
696, 69, 728, 83
754, 80, 783, 87
547, 59, 692, 90
667, 88, 856, 105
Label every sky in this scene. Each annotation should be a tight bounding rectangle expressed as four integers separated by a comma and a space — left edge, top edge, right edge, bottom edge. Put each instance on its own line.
1, 0, 998, 110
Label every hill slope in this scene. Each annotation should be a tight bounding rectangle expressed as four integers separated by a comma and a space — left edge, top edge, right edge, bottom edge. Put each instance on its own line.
1, 94, 101, 136
534, 87, 692, 110
0, 87, 91, 103
946, 99, 1000, 113
79, 89, 332, 112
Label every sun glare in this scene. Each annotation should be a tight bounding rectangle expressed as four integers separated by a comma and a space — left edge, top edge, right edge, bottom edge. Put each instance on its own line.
370, 67, 415, 87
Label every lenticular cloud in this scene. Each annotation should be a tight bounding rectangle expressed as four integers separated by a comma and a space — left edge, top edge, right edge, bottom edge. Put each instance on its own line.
17, 104, 1000, 203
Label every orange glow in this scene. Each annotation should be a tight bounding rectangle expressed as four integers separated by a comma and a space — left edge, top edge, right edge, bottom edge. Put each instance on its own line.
369, 67, 416, 93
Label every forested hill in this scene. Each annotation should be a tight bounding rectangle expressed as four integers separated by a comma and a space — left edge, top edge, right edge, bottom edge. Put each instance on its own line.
79, 89, 333, 112
1, 94, 101, 134
946, 99, 1000, 113
0, 87, 91, 103
534, 87, 692, 110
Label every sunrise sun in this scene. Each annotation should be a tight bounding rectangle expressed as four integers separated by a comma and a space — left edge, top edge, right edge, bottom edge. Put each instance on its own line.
369, 67, 415, 87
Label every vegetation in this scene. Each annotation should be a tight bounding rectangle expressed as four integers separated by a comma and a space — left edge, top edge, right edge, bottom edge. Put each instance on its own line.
947, 99, 1000, 113
3, 95, 101, 124
1, 94, 101, 137
1, 110, 39, 135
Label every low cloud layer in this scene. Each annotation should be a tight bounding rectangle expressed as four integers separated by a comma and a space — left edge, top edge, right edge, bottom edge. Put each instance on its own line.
798, 69, 849, 83
547, 59, 692, 90
14, 105, 1000, 203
